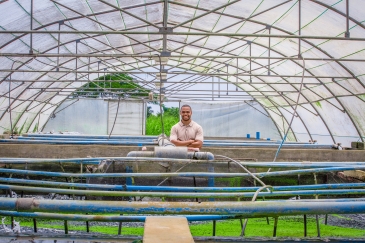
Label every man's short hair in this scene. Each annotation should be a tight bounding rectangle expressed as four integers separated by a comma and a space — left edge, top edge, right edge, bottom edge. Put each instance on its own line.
180, 104, 192, 111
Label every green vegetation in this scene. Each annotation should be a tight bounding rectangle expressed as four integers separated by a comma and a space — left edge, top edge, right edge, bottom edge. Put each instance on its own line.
315, 101, 322, 108
189, 217, 365, 237
145, 105, 179, 136
3, 216, 364, 238
73, 73, 150, 98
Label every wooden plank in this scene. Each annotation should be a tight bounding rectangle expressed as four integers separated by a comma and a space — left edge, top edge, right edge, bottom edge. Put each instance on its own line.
344, 170, 365, 181
143, 216, 194, 243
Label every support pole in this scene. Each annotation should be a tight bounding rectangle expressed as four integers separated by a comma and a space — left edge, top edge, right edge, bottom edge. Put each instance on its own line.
345, 0, 350, 38
298, 0, 302, 58
273, 217, 278, 237
29, 0, 33, 54
268, 25, 271, 75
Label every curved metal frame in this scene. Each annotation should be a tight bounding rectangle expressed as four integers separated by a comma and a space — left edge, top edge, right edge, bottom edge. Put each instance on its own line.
0, 0, 364, 142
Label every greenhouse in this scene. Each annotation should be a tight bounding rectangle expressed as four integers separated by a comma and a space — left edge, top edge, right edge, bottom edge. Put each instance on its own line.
0, 0, 365, 242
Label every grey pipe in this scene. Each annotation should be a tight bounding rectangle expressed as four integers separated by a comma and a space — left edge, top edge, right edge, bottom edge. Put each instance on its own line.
127, 148, 214, 160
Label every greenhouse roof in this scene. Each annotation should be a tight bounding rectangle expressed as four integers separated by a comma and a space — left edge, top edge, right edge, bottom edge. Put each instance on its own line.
0, 0, 364, 145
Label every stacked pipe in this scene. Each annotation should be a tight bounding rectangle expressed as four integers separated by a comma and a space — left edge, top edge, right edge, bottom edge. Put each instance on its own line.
0, 133, 333, 148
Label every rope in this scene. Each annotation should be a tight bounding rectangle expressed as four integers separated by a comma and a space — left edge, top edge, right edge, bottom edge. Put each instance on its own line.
108, 96, 121, 139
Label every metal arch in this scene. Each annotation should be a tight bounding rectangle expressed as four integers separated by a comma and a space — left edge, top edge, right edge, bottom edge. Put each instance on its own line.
163, 38, 321, 142
0, 0, 163, 50
1, 47, 308, 141
168, 0, 292, 56
311, 0, 365, 30
22, 58, 155, 133
164, 40, 333, 143
168, 0, 365, 140
28, 46, 292, 141
164, 49, 302, 141
0, 1, 364, 141
162, 23, 359, 142
0, 17, 164, 125
0, 22, 163, 85
168, 0, 365, 88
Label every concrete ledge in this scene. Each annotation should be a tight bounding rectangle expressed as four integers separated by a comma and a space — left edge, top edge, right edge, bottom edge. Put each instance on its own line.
143, 216, 194, 243
0, 144, 365, 162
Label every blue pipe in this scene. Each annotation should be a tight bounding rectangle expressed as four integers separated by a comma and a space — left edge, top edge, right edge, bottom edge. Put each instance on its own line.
23, 134, 158, 140
1, 166, 365, 178
24, 134, 314, 144
17, 137, 157, 142
0, 157, 214, 164
2, 138, 332, 148
0, 158, 364, 169
0, 139, 157, 146
0, 210, 239, 222
2, 198, 365, 216
2, 184, 365, 198
1, 177, 365, 192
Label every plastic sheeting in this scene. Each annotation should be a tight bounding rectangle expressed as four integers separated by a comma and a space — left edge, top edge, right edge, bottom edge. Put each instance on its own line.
107, 100, 145, 135
43, 98, 145, 135
43, 98, 108, 135
0, 0, 364, 146
185, 101, 279, 140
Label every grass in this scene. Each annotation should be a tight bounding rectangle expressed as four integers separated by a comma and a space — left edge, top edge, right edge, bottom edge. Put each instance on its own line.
145, 114, 179, 136
4, 216, 365, 238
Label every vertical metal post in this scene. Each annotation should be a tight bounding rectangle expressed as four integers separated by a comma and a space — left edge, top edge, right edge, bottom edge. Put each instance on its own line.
208, 165, 215, 201
249, 41, 252, 83
236, 57, 238, 91
218, 70, 220, 98
304, 214, 307, 237
267, 25, 271, 75
57, 22, 63, 72
313, 173, 321, 237
87, 57, 90, 88
8, 72, 13, 138
75, 40, 79, 81
273, 217, 278, 237
29, 0, 33, 54
316, 215, 321, 237
64, 220, 68, 234
33, 218, 37, 233
193, 176, 198, 202
98, 61, 101, 79
298, 0, 302, 58
226, 64, 228, 95
208, 163, 216, 234
212, 76, 214, 101
345, 0, 350, 38
103, 68, 106, 97
163, 0, 168, 52
118, 214, 123, 235
324, 174, 328, 225
126, 166, 133, 187
212, 220, 216, 236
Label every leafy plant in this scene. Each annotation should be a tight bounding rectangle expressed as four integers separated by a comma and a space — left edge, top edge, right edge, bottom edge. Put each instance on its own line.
73, 73, 150, 98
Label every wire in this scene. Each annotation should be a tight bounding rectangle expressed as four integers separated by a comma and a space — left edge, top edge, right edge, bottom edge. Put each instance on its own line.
268, 56, 306, 173
215, 155, 268, 190
108, 96, 121, 139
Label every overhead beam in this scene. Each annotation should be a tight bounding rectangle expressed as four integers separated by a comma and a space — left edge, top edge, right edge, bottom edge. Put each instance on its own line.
173, 0, 241, 29
0, 69, 354, 79
1, 53, 363, 62
2, 31, 365, 41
